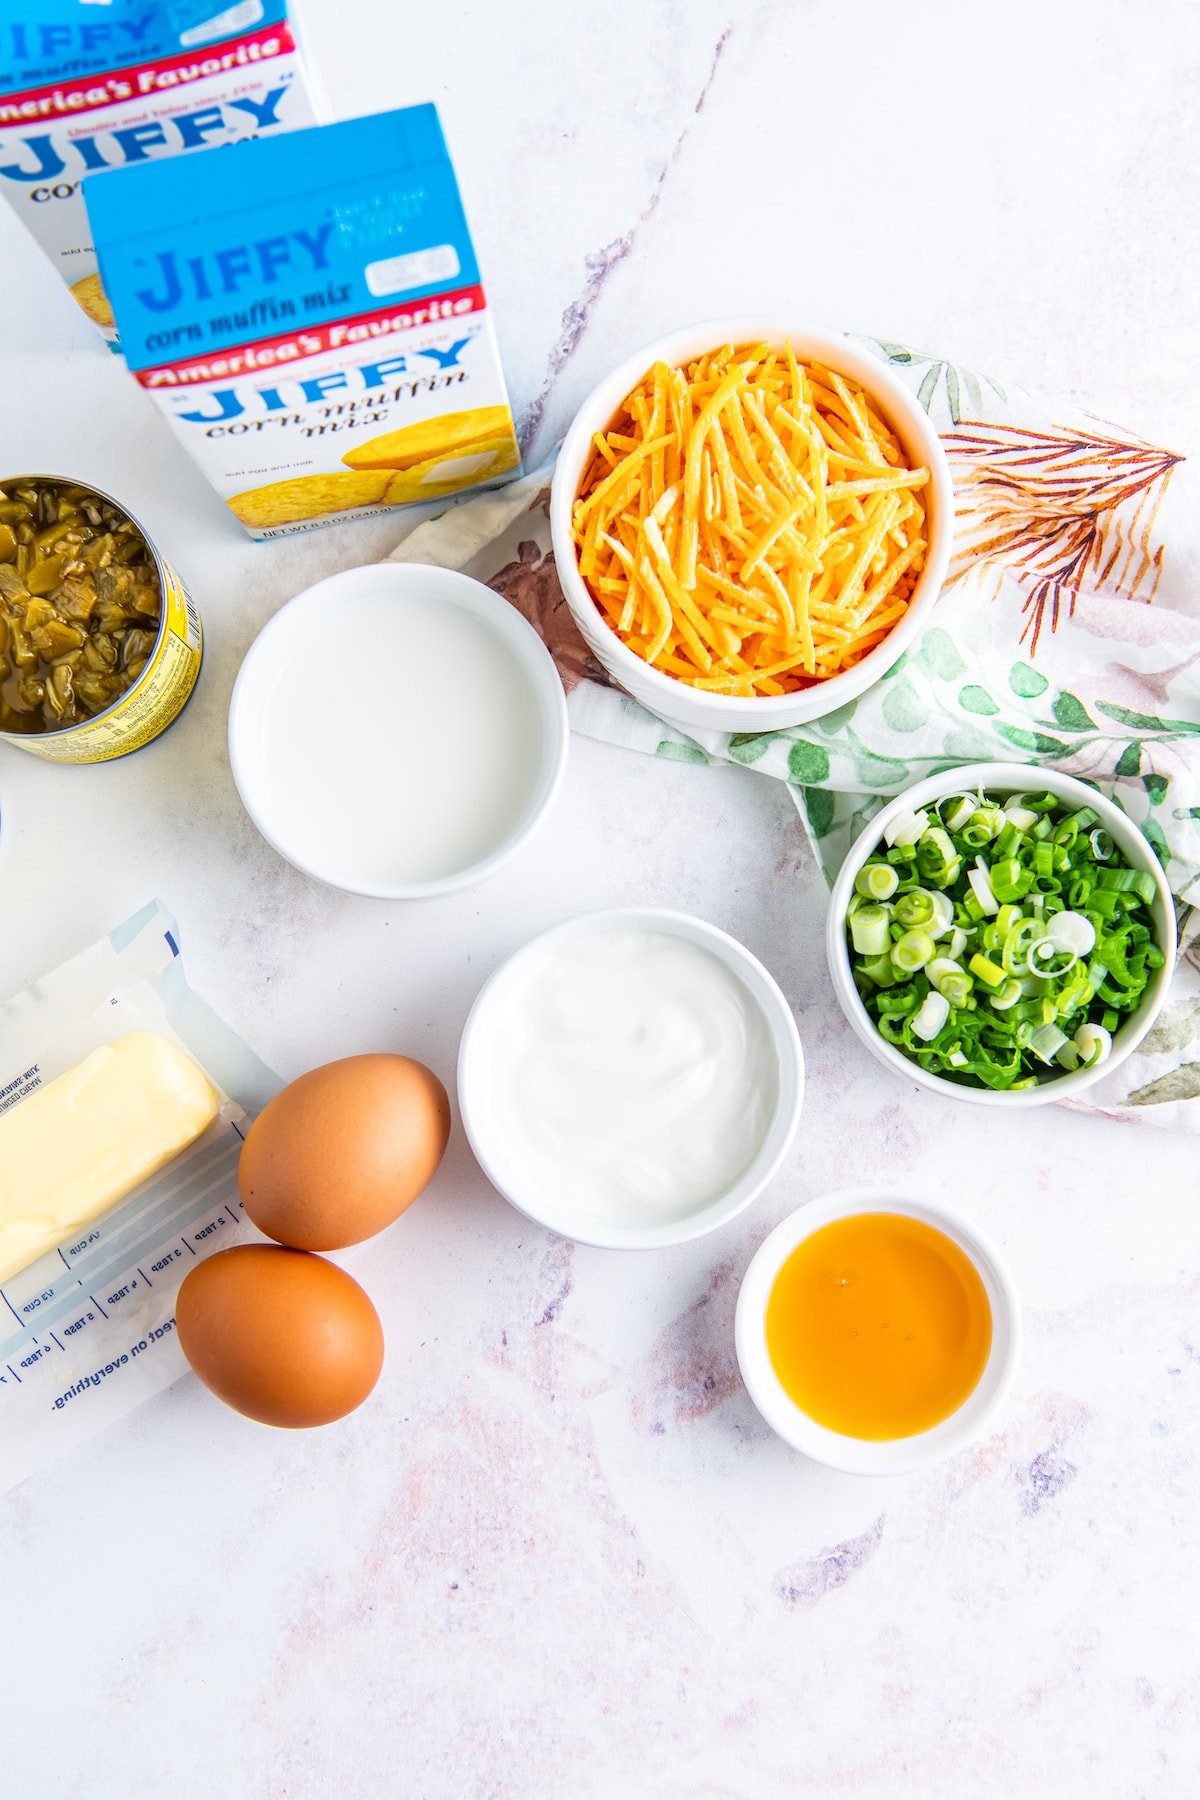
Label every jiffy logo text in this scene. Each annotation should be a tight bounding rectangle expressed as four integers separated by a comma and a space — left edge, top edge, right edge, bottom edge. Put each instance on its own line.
165, 340, 473, 423
134, 222, 334, 311
0, 88, 289, 181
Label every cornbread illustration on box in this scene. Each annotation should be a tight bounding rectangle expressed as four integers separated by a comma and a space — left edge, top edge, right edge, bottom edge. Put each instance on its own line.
0, 2, 322, 348
84, 105, 521, 536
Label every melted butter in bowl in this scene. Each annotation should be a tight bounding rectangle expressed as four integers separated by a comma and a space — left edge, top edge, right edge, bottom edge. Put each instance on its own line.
765, 1212, 993, 1441
737, 1189, 1021, 1474
458, 909, 804, 1249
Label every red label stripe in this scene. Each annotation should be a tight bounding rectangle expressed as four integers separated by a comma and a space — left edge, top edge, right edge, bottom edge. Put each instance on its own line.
134, 285, 489, 387
0, 25, 294, 125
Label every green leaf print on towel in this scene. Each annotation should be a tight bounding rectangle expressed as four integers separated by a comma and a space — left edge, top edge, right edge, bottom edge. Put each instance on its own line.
1052, 692, 1096, 731
995, 724, 1072, 755
1009, 662, 1049, 699
881, 679, 929, 733
727, 733, 774, 765
959, 684, 1000, 716
788, 741, 831, 785
802, 787, 837, 838
1097, 702, 1200, 737
915, 629, 966, 680
655, 740, 709, 764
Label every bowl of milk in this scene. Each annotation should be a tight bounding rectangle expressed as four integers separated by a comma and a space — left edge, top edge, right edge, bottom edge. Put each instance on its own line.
457, 908, 805, 1248
228, 563, 569, 898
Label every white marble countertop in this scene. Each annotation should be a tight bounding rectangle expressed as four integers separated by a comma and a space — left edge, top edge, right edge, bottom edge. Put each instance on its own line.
2, 4, 1199, 1795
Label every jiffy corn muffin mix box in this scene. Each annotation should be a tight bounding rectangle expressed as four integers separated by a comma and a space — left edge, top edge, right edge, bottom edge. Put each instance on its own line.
84, 105, 521, 536
0, 1, 323, 347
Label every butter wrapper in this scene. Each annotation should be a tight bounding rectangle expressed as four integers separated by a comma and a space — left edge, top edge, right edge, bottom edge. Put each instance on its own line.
0, 900, 278, 1495
84, 104, 522, 536
0, 2, 324, 348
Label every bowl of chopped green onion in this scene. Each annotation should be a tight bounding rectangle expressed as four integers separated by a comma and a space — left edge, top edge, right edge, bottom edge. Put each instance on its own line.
826, 763, 1176, 1103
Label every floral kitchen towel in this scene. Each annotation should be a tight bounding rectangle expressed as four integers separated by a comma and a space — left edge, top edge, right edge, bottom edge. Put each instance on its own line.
389, 337, 1200, 1130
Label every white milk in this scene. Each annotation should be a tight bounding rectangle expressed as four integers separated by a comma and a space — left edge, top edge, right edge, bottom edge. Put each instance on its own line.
249, 588, 545, 888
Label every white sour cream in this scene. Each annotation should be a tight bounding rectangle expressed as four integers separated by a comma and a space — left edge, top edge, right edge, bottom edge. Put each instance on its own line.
471, 930, 778, 1226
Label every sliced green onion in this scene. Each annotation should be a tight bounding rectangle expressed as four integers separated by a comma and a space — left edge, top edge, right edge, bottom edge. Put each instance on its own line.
1046, 910, 1096, 956
1029, 1023, 1069, 1063
963, 806, 1004, 847
1001, 919, 1042, 974
969, 952, 1006, 989
855, 861, 900, 901
859, 953, 898, 987
850, 904, 892, 957
990, 857, 1031, 904
884, 807, 929, 848
892, 929, 935, 973
844, 788, 1161, 1092
1075, 1023, 1112, 1067
1099, 867, 1157, 905
1093, 937, 1137, 987
925, 890, 955, 938
895, 889, 936, 928
911, 990, 950, 1041
968, 863, 1000, 915
916, 826, 960, 885
937, 795, 975, 832
927, 957, 972, 1007
1027, 939, 1078, 978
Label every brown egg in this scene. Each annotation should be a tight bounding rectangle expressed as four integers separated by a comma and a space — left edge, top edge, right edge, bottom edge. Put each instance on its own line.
238, 1054, 451, 1251
177, 1244, 384, 1428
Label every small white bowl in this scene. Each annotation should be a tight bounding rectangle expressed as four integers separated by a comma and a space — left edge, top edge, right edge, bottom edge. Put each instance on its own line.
736, 1188, 1022, 1475
549, 318, 953, 735
229, 563, 568, 899
826, 761, 1177, 1106
457, 908, 804, 1249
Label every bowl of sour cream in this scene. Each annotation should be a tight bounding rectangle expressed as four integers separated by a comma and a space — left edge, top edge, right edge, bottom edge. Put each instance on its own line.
457, 909, 804, 1249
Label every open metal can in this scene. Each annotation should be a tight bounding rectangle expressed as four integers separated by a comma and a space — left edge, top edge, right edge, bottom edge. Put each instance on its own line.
0, 475, 202, 764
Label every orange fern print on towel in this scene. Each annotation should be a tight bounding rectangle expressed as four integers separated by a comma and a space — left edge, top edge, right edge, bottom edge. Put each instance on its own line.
943, 423, 1182, 651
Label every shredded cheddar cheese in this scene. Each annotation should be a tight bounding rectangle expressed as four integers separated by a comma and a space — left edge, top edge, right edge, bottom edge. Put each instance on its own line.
570, 344, 930, 696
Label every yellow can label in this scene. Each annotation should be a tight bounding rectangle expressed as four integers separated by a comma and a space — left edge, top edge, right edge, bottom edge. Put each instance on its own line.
6, 562, 202, 765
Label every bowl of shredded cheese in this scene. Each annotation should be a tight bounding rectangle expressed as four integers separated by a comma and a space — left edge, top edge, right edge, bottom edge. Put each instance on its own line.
550, 320, 954, 733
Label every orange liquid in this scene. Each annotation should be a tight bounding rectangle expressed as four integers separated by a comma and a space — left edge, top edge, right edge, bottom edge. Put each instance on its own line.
765, 1212, 992, 1440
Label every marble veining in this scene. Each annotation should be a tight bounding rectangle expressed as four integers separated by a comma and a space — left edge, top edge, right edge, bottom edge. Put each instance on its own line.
521, 24, 733, 452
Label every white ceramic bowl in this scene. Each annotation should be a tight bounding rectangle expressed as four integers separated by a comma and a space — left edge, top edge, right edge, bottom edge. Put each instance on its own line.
736, 1187, 1022, 1475
457, 907, 804, 1249
549, 318, 953, 734
826, 762, 1177, 1106
229, 562, 568, 899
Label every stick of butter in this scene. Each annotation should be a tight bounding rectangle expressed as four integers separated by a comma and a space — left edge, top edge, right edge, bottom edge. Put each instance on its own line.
0, 1034, 221, 1288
